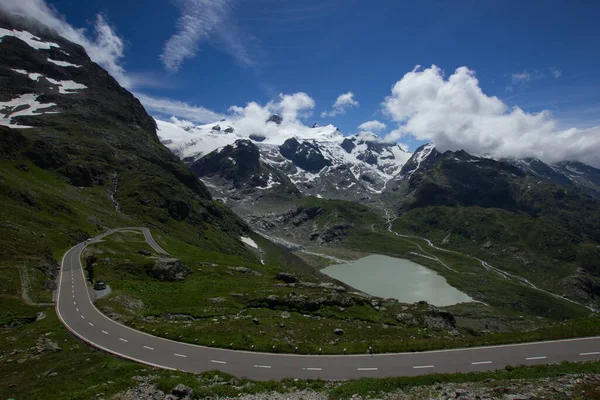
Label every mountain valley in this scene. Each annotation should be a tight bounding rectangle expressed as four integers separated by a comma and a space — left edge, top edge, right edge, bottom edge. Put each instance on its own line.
1, 8, 600, 400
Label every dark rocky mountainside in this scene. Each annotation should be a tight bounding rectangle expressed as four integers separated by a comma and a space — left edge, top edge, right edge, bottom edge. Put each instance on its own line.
0, 12, 251, 262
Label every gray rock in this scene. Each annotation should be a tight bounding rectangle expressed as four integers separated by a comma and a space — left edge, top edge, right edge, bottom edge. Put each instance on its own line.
147, 257, 191, 281
252, 318, 260, 325
396, 313, 418, 326
35, 311, 47, 321
171, 383, 193, 398
36, 337, 61, 353
275, 272, 299, 283
137, 249, 151, 256
208, 297, 226, 304
334, 328, 344, 336
280, 311, 291, 319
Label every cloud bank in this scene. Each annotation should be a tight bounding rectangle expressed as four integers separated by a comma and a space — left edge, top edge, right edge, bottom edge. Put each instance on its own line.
321, 92, 359, 117
135, 93, 224, 123
383, 65, 600, 167
358, 120, 386, 133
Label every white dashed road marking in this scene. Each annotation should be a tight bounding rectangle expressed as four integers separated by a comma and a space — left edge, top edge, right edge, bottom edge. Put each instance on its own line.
471, 361, 492, 365
174, 353, 187, 358
120, 338, 128, 343
357, 367, 378, 371
102, 330, 108, 335
143, 346, 154, 350
254, 365, 271, 369
413, 365, 434, 369
76, 308, 79, 312
88, 322, 94, 327
580, 352, 600, 356
211, 360, 226, 364
526, 356, 547, 360
303, 367, 322, 371
80, 315, 84, 319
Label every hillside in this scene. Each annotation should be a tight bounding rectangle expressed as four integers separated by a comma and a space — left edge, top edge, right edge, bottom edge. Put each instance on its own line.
385, 144, 600, 309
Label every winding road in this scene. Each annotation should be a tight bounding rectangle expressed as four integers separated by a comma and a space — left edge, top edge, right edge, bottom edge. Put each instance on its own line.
56, 228, 600, 380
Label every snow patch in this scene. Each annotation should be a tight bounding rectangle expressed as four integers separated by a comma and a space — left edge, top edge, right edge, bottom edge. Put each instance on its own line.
0, 28, 59, 50
240, 236, 258, 249
47, 58, 82, 68
0, 94, 57, 128
46, 78, 87, 94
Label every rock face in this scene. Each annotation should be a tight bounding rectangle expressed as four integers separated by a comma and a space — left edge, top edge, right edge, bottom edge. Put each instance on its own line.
280, 138, 332, 173
396, 304, 458, 334
147, 258, 191, 281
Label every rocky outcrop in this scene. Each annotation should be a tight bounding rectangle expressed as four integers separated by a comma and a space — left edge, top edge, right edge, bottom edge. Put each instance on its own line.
146, 257, 191, 281
280, 138, 332, 173
275, 272, 299, 283
255, 292, 366, 312
396, 303, 458, 334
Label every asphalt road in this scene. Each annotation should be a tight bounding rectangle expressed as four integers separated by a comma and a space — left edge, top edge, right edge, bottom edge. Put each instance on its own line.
56, 228, 600, 380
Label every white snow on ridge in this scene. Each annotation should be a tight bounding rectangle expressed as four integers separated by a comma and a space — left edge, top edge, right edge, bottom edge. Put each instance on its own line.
12, 69, 43, 82
157, 116, 414, 194
408, 142, 435, 176
0, 94, 58, 128
47, 58, 82, 68
46, 78, 87, 94
157, 117, 344, 159
0, 28, 59, 50
12, 68, 87, 94
240, 236, 259, 249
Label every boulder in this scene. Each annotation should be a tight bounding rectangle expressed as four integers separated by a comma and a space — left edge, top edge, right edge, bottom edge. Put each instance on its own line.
147, 257, 191, 281
36, 337, 61, 353
334, 328, 344, 336
276, 272, 299, 283
171, 384, 193, 399
396, 313, 418, 326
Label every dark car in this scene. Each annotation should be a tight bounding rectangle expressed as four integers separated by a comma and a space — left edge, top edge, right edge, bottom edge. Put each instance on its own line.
93, 281, 106, 290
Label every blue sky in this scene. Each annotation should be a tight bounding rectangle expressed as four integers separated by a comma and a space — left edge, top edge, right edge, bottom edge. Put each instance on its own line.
5, 0, 600, 164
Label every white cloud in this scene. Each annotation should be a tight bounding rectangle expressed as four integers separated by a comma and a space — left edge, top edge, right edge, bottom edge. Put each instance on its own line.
161, 0, 254, 73
228, 92, 315, 133
0, 0, 134, 88
135, 93, 224, 123
383, 65, 600, 167
358, 120, 386, 133
321, 91, 359, 118
550, 66, 562, 78
511, 72, 531, 83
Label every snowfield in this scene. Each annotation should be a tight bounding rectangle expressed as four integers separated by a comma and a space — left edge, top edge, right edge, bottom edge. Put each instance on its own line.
0, 27, 59, 50
156, 117, 413, 195
47, 58, 82, 68
240, 236, 259, 249
0, 94, 58, 128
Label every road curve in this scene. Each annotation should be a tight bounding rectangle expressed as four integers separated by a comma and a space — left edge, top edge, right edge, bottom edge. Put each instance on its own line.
56, 228, 600, 381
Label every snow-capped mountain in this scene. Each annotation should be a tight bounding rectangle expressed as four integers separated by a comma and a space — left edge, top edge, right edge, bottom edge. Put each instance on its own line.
390, 143, 600, 198
157, 116, 412, 202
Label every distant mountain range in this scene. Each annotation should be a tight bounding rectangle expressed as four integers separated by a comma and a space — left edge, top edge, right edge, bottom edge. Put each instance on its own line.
157, 117, 411, 202
157, 117, 600, 203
